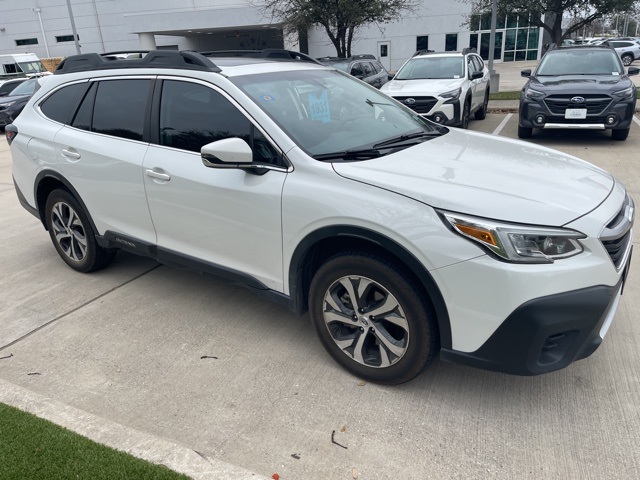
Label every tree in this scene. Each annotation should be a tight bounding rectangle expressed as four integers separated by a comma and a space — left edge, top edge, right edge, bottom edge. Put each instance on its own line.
467, 0, 638, 44
258, 0, 418, 57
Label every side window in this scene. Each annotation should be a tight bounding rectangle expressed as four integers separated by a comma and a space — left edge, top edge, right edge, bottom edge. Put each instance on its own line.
473, 56, 485, 71
40, 83, 86, 124
350, 63, 364, 78
159, 80, 282, 165
71, 82, 97, 131
370, 61, 382, 74
362, 62, 374, 77
92, 79, 152, 141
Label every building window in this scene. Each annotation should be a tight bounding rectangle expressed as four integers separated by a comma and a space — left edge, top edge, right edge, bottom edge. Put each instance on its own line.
445, 34, 458, 51
16, 38, 38, 46
56, 35, 79, 43
416, 35, 429, 52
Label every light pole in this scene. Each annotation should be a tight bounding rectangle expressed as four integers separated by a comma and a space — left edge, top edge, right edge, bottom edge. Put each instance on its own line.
33, 8, 51, 57
65, 0, 81, 54
487, 0, 499, 93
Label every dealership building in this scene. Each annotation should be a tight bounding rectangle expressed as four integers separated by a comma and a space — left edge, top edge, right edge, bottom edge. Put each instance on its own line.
0, 0, 543, 70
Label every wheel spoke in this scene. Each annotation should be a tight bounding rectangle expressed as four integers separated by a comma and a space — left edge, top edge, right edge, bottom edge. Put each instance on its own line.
373, 327, 406, 358
352, 331, 368, 364
378, 344, 392, 368
338, 277, 361, 311
324, 310, 356, 327
54, 230, 71, 243
366, 294, 399, 318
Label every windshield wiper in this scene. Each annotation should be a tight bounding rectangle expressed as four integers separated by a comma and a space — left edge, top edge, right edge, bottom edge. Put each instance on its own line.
373, 131, 439, 149
313, 148, 382, 161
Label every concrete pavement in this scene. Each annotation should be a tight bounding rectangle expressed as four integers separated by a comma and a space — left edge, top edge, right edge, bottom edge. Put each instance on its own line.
2, 116, 640, 479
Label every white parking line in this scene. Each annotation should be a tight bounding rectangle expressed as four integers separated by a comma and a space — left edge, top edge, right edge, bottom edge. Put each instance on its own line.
492, 113, 513, 136
633, 115, 640, 127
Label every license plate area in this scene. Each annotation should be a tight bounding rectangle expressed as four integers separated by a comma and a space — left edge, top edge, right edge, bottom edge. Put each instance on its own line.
565, 108, 587, 119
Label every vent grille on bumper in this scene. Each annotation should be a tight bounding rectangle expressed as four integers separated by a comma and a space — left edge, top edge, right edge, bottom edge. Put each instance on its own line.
544, 95, 612, 115
600, 194, 634, 270
392, 96, 438, 114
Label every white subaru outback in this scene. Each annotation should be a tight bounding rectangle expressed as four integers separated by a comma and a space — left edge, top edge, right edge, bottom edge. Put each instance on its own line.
380, 49, 490, 128
7, 50, 633, 384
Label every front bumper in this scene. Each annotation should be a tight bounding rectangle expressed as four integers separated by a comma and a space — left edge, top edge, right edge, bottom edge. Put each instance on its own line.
440, 272, 627, 375
519, 97, 636, 130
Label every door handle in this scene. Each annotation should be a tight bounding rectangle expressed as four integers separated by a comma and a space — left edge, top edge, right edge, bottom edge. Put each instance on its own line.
61, 149, 81, 160
145, 168, 171, 181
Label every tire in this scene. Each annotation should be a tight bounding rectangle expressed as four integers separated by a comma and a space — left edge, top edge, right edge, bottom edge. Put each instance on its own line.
621, 54, 633, 67
45, 189, 116, 273
612, 128, 630, 141
474, 89, 489, 120
460, 99, 471, 129
518, 125, 533, 139
308, 251, 438, 384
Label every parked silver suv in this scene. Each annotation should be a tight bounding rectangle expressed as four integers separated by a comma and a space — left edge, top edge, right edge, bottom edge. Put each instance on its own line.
8, 50, 633, 384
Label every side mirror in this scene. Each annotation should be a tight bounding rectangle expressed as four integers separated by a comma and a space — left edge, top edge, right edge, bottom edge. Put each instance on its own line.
387, 73, 395, 81
471, 71, 483, 80
521, 69, 532, 77
627, 67, 640, 76
201, 138, 252, 168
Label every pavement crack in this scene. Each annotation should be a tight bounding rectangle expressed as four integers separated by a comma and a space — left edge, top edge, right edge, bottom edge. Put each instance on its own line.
0, 264, 162, 352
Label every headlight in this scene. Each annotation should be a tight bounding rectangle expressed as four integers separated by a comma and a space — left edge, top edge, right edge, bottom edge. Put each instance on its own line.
612, 86, 634, 99
441, 88, 461, 100
524, 88, 544, 99
440, 211, 586, 264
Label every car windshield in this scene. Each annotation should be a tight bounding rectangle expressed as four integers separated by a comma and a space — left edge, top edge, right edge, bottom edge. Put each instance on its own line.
395, 57, 464, 80
17, 61, 47, 74
9, 78, 40, 96
536, 50, 624, 76
232, 69, 440, 159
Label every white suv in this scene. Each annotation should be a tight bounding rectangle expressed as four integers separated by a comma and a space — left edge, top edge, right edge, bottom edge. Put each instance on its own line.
7, 50, 633, 384
380, 49, 490, 128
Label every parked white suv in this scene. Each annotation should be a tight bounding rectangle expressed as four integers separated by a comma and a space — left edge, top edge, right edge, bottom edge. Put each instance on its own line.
8, 50, 633, 384
380, 49, 490, 128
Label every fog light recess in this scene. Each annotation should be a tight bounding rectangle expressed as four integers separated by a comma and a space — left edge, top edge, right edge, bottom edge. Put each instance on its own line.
433, 114, 444, 123
606, 115, 617, 125
535, 115, 545, 125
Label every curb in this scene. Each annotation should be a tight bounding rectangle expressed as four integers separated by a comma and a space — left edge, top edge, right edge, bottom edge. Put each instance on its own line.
0, 379, 269, 480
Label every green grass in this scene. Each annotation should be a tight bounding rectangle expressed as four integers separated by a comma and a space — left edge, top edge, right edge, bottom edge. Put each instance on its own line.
0, 402, 190, 480
490, 90, 640, 101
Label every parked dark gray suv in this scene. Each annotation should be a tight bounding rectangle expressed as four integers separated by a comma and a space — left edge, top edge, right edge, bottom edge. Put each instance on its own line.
519, 45, 638, 140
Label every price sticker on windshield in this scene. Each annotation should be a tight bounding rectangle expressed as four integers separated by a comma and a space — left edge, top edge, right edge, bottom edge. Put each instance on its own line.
309, 90, 331, 123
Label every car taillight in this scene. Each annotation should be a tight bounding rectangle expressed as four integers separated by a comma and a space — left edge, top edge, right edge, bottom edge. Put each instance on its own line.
5, 124, 17, 145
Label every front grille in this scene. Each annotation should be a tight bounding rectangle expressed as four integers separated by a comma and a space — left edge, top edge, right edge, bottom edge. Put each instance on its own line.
544, 95, 612, 115
599, 194, 634, 270
392, 96, 438, 114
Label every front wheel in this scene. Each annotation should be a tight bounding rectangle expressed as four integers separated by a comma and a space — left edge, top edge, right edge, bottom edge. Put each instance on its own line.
612, 128, 630, 141
621, 54, 633, 67
45, 189, 116, 273
518, 125, 533, 138
460, 100, 471, 129
474, 89, 489, 120
308, 251, 438, 384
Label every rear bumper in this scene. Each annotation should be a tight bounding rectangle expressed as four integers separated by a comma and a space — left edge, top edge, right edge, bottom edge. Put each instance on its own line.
440, 275, 626, 375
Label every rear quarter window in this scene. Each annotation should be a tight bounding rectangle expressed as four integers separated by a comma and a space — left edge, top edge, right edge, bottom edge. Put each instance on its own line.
39, 83, 87, 124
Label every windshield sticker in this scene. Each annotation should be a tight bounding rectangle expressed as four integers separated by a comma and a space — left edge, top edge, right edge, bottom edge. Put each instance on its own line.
612, 72, 619, 76
261, 94, 276, 102
453, 75, 460, 78
308, 90, 331, 123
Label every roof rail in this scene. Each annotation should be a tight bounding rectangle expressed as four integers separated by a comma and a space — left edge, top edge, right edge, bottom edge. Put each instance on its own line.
199, 49, 321, 64
461, 47, 477, 55
55, 50, 221, 74
412, 49, 435, 57
350, 54, 376, 60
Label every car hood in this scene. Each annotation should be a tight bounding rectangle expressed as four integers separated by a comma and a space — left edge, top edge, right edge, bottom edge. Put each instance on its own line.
381, 78, 464, 96
527, 74, 633, 93
332, 128, 614, 226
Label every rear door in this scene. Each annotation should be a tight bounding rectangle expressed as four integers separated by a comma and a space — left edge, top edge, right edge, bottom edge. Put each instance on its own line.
53, 77, 157, 243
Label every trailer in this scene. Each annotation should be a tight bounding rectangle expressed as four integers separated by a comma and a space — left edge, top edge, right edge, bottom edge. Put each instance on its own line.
0, 53, 51, 80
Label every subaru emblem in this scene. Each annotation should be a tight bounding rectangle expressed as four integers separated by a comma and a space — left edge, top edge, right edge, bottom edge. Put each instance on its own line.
405, 98, 416, 105
570, 96, 585, 104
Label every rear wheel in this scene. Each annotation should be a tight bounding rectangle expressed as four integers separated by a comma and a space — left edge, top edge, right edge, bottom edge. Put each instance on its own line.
612, 128, 630, 141
45, 189, 116, 273
309, 251, 438, 384
518, 125, 533, 139
621, 54, 633, 66
474, 89, 489, 120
